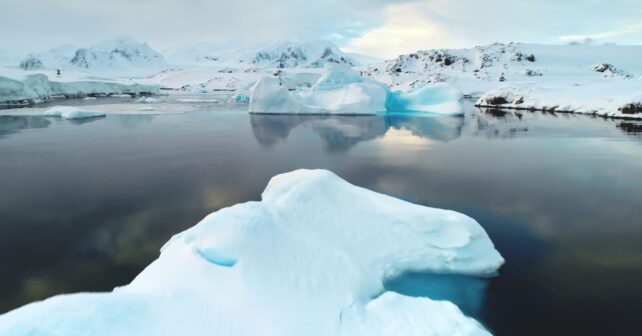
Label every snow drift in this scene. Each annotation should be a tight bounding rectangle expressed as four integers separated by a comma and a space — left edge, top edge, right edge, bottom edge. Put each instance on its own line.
249, 64, 463, 114
0, 169, 503, 336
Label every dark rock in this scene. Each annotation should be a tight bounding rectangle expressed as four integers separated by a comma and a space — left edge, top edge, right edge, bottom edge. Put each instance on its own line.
619, 103, 642, 114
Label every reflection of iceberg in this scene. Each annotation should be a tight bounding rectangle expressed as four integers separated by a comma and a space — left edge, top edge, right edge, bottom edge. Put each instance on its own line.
387, 113, 464, 142
0, 169, 503, 335
250, 114, 386, 151
250, 113, 465, 151
0, 115, 51, 138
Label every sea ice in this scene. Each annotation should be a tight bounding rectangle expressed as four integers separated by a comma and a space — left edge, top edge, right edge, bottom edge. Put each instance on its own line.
0, 169, 503, 336
136, 96, 160, 104
43, 106, 106, 120
175, 98, 218, 103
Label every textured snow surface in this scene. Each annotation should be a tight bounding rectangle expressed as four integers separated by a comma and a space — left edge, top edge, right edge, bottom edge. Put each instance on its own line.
0, 169, 503, 336
249, 64, 463, 115
43, 106, 106, 119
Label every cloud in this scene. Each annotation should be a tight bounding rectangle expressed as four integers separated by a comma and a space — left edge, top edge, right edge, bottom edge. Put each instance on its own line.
0, 0, 641, 57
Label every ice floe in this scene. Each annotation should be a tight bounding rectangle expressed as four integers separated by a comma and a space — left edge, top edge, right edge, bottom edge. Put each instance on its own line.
43, 106, 106, 120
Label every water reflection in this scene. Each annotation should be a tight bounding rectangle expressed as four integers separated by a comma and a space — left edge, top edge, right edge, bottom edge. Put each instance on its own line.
0, 115, 50, 138
250, 113, 464, 151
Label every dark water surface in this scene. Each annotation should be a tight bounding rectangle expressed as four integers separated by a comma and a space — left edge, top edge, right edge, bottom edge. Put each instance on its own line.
1, 103, 641, 335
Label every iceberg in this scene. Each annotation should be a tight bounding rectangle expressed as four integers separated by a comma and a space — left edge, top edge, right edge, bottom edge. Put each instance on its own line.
43, 106, 106, 120
249, 64, 389, 114
249, 64, 463, 115
387, 84, 464, 114
0, 169, 503, 336
136, 96, 160, 104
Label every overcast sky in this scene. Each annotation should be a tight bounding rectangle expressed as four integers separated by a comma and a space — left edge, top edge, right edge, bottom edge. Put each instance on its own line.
1, 0, 641, 57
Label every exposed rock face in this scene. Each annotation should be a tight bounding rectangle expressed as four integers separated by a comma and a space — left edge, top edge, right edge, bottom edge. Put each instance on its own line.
70, 48, 93, 68
19, 55, 44, 70
592, 63, 633, 78
619, 103, 642, 114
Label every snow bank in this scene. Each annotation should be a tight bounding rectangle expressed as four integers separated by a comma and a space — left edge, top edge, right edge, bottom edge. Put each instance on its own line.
249, 64, 461, 115
43, 106, 106, 120
0, 169, 503, 336
0, 74, 159, 106
476, 82, 642, 119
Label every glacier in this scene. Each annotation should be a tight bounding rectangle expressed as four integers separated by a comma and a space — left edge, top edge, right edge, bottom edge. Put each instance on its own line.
249, 64, 463, 115
0, 169, 503, 336
0, 74, 158, 107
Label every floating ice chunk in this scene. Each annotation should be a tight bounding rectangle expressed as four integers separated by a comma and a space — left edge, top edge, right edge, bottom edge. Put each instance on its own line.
175, 98, 218, 103
249, 64, 389, 114
110, 94, 133, 98
249, 64, 462, 115
82, 97, 97, 100
137, 107, 155, 111
43, 106, 106, 120
136, 96, 160, 104
0, 169, 503, 336
387, 84, 464, 115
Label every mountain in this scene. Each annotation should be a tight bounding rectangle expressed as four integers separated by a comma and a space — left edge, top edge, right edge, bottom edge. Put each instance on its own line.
167, 40, 357, 69
69, 35, 167, 71
17, 44, 77, 70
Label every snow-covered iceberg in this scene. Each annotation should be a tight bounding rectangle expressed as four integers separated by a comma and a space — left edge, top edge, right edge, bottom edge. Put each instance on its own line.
0, 169, 503, 336
249, 64, 389, 114
249, 64, 463, 115
43, 106, 106, 120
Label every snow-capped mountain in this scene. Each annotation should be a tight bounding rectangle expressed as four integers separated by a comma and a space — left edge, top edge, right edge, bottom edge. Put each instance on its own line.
69, 35, 167, 71
247, 41, 356, 68
167, 40, 356, 69
17, 44, 77, 70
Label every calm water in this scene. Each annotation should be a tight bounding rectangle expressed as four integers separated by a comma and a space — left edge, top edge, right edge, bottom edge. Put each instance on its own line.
0, 100, 641, 335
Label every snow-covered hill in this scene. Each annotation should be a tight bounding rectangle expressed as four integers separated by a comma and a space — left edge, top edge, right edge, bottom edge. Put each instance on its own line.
69, 35, 167, 71
18, 44, 77, 70
364, 43, 642, 118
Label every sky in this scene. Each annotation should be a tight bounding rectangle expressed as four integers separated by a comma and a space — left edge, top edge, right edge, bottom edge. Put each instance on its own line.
1, 0, 642, 58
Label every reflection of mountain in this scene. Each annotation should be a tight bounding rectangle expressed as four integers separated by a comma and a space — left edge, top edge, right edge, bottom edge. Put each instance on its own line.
464, 108, 529, 139
249, 113, 465, 152
0, 116, 51, 138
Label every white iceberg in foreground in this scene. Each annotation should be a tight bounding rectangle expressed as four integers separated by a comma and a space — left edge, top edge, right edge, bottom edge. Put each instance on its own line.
0, 169, 503, 336
43, 106, 106, 120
